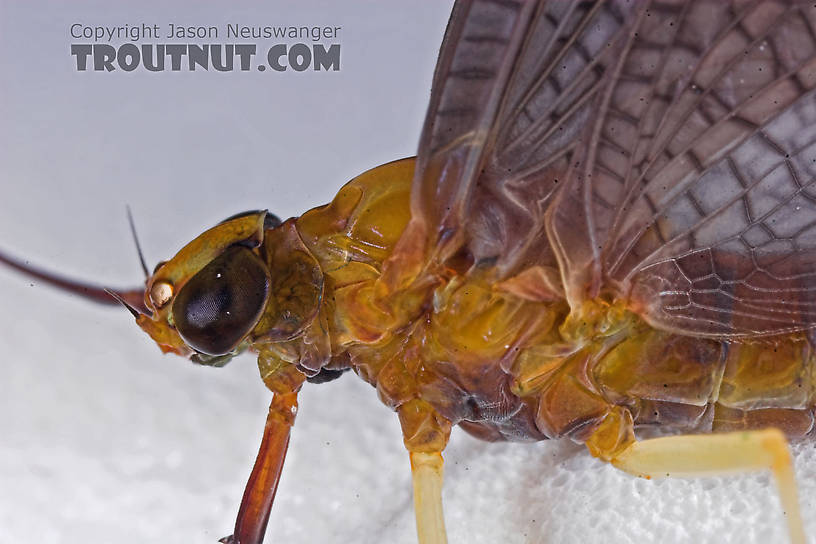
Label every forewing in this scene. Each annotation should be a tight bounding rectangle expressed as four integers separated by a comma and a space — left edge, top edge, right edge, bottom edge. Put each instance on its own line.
407, 0, 534, 261
547, 0, 816, 336
411, 0, 816, 337
407, 0, 638, 275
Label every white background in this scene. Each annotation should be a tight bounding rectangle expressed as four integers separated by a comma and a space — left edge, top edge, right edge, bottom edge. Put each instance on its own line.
1, 1, 815, 543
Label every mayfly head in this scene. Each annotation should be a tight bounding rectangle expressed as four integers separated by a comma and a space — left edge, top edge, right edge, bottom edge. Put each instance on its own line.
0, 207, 327, 370
138, 209, 326, 369
138, 211, 275, 363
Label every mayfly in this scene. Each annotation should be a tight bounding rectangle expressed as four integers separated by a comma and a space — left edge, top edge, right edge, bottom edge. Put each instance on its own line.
4, 0, 816, 542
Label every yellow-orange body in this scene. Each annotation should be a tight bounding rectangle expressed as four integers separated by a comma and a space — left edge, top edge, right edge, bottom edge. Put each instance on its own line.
251, 158, 816, 459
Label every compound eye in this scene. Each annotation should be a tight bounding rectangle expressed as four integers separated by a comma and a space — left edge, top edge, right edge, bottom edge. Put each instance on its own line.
172, 246, 270, 356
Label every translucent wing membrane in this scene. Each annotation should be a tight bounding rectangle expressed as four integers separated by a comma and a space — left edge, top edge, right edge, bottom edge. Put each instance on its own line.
409, 0, 536, 262
411, 0, 639, 278
412, 0, 816, 338
595, 2, 816, 336
622, 91, 816, 336
488, 0, 633, 285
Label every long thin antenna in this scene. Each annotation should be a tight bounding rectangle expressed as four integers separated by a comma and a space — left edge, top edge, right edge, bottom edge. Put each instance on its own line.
126, 205, 150, 279
0, 249, 149, 314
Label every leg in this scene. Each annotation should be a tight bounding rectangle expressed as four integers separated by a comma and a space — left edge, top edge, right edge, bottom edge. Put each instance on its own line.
610, 428, 804, 544
220, 392, 299, 544
410, 452, 448, 544
398, 399, 452, 544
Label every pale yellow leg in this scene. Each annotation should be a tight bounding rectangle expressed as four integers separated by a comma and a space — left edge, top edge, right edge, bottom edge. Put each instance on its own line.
410, 452, 448, 544
611, 428, 804, 544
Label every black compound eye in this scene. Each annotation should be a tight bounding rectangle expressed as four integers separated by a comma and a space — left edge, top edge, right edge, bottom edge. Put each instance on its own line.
173, 246, 270, 356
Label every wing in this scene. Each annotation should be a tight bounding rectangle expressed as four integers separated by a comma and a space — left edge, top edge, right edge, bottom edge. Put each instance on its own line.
549, 0, 816, 336
407, 0, 816, 338
407, 0, 636, 276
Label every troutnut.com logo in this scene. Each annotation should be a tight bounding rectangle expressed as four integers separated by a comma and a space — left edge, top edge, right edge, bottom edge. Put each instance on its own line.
70, 23, 341, 72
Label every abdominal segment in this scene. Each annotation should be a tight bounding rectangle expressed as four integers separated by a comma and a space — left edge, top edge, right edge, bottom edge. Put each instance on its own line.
371, 279, 816, 444
594, 327, 816, 438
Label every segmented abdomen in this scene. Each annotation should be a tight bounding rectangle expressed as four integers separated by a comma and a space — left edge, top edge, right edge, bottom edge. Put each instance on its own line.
595, 328, 816, 438
406, 283, 816, 443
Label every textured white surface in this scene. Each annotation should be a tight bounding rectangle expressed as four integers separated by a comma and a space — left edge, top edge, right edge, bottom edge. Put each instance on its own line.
2, 2, 816, 544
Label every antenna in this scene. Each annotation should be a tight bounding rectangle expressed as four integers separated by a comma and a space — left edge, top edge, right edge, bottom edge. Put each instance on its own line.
126, 205, 150, 279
